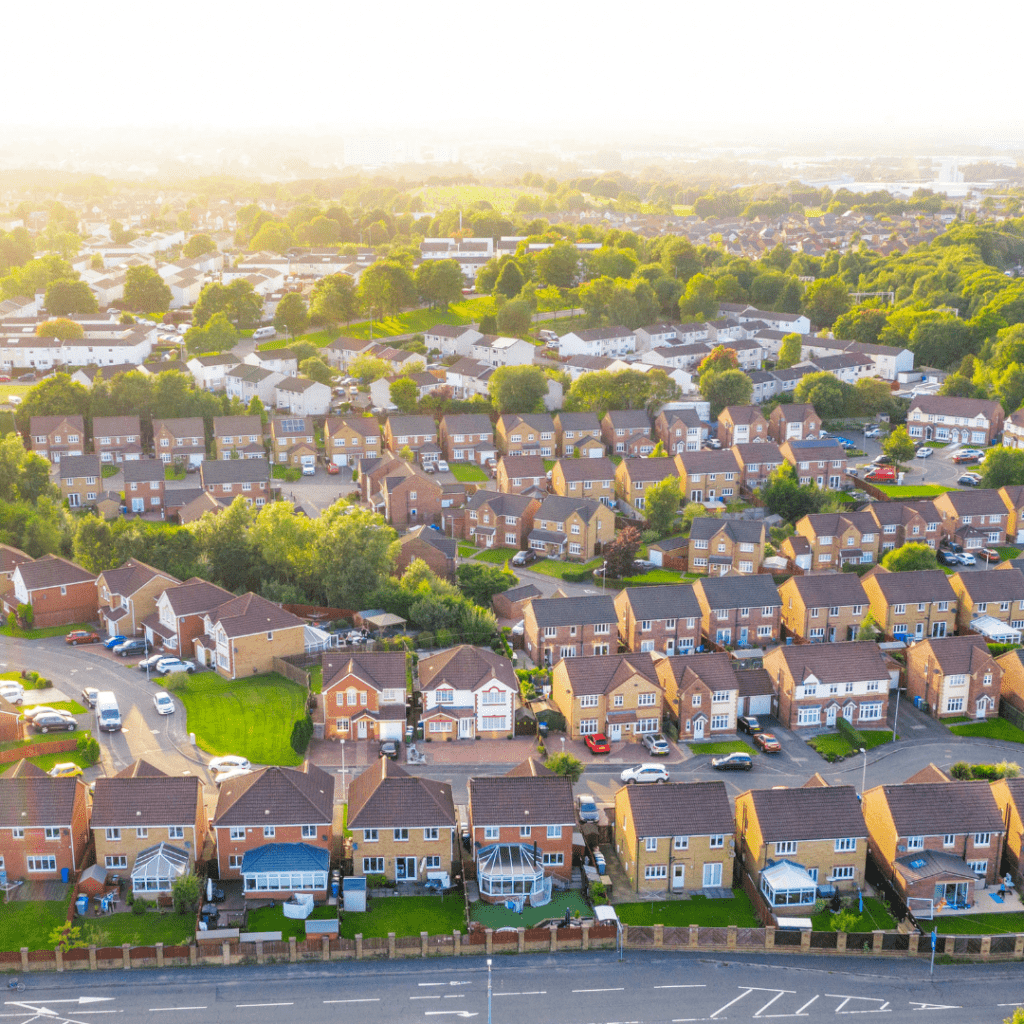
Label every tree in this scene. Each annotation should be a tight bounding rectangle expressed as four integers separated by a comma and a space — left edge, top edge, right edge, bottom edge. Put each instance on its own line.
489, 365, 547, 414
273, 293, 308, 339
643, 476, 681, 536
802, 276, 851, 328
414, 259, 463, 310
309, 274, 360, 325
495, 298, 532, 338
389, 377, 419, 414
35, 318, 84, 341
359, 261, 416, 321
938, 373, 980, 398
604, 525, 642, 579
44, 279, 97, 316
456, 563, 518, 606
313, 503, 398, 609
907, 315, 973, 369
246, 395, 268, 426
856, 611, 881, 641
702, 369, 753, 419
759, 464, 831, 522
1004, 1007, 1024, 1024
777, 332, 802, 369
981, 447, 1024, 489
678, 273, 718, 320
183, 234, 216, 258
249, 220, 294, 253
350, 355, 393, 384
73, 517, 116, 573
882, 425, 916, 474
650, 440, 667, 458
123, 266, 171, 313
833, 306, 889, 345
854, 377, 895, 417
172, 873, 202, 916
697, 346, 740, 389
681, 502, 716, 529
494, 260, 525, 299
184, 312, 237, 355
794, 371, 855, 420
995, 363, 1024, 413
193, 280, 262, 329
534, 241, 579, 289
299, 356, 333, 385
543, 753, 584, 784
881, 542, 938, 572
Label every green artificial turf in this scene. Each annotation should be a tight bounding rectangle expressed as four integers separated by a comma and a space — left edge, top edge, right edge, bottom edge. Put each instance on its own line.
470, 890, 591, 929
615, 891, 758, 928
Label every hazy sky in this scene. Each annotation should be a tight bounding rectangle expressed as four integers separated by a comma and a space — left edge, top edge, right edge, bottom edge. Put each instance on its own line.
8, 0, 1021, 144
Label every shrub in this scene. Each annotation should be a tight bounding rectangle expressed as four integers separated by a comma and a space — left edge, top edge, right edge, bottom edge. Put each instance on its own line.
837, 715, 867, 748
76, 733, 100, 766
131, 898, 147, 916
831, 908, 860, 933
590, 881, 607, 904
951, 761, 973, 780
290, 713, 314, 755
367, 873, 389, 889
172, 873, 202, 915
997, 760, 1022, 778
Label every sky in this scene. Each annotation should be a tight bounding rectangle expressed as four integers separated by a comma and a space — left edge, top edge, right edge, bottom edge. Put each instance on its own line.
6, 0, 1022, 147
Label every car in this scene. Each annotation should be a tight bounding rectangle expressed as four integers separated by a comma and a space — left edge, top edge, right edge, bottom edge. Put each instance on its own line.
833, 436, 855, 448
80, 687, 100, 708
915, 446, 933, 458
576, 793, 600, 823
32, 713, 77, 733
940, 538, 963, 553
961, 471, 983, 483
153, 691, 175, 715
212, 766, 251, 786
7, 395, 21, 406
711, 752, 753, 771
584, 733, 611, 754
48, 763, 83, 778
379, 740, 399, 760
154, 658, 195, 675
510, 620, 525, 637
863, 426, 882, 438
641, 733, 671, 756
0, 684, 24, 705
436, 460, 450, 473
959, 447, 984, 457
22, 705, 73, 722
872, 454, 893, 466
620, 764, 670, 784
753, 732, 782, 753
865, 468, 896, 482
937, 550, 959, 567
102, 635, 128, 650
301, 465, 315, 476
114, 638, 149, 657
737, 715, 762, 734
208, 755, 252, 773
953, 453, 980, 464
326, 462, 340, 475
978, 548, 1001, 563
422, 462, 436, 473
65, 630, 100, 646
703, 439, 722, 449
511, 549, 540, 567
958, 475, 980, 487
138, 653, 165, 673
956, 551, 977, 566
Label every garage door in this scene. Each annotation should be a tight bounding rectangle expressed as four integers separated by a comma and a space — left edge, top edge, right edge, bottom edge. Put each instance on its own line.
748, 695, 772, 716
333, 454, 347, 466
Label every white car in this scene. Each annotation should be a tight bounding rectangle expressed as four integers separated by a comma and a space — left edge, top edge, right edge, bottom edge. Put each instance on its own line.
915, 446, 932, 458
620, 764, 670, 784
208, 755, 252, 773
436, 460, 450, 473
23, 706, 73, 722
0, 684, 25, 705
153, 691, 175, 715
301, 465, 315, 476
213, 765, 252, 786
155, 658, 195, 675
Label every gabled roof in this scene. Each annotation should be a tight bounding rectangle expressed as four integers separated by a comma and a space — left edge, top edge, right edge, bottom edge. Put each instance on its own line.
0, 544, 30, 576
554, 457, 616, 482
58, 453, 102, 480
557, 652, 660, 697
16, 554, 96, 591
153, 417, 204, 438
271, 415, 313, 436
661, 652, 740, 693
92, 415, 141, 436
719, 405, 766, 425
904, 764, 949, 785
206, 592, 305, 639
441, 413, 493, 434
322, 650, 406, 693
554, 411, 601, 431
499, 413, 555, 432
29, 414, 85, 435
769, 641, 891, 685
386, 414, 437, 436
619, 458, 677, 483
200, 457, 269, 484
98, 558, 178, 597
214, 762, 333, 826
528, 595, 617, 629
747, 785, 866, 842
694, 573, 781, 610
688, 517, 765, 544
733, 441, 783, 464
534, 495, 604, 523
623, 781, 734, 837
161, 577, 234, 617
618, 584, 701, 621
470, 773, 574, 827
505, 758, 554, 778
936, 488, 1007, 517
121, 458, 165, 484
400, 525, 457, 559
771, 403, 818, 422
873, 781, 1003, 836
674, 449, 742, 475
603, 409, 651, 430
0, 774, 81, 825
498, 455, 545, 477
863, 567, 957, 604
113, 759, 167, 779
908, 634, 992, 675
347, 757, 456, 830
466, 490, 537, 517
909, 395, 1001, 420
418, 645, 517, 693
91, 776, 201, 828
325, 414, 380, 439
782, 571, 870, 608
955, 567, 1024, 603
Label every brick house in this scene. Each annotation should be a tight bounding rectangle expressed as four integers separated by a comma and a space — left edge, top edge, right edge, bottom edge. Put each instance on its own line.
152, 417, 206, 467
319, 650, 407, 742
949, 567, 1024, 634
527, 495, 614, 560
692, 573, 782, 648
0, 544, 30, 583
193, 592, 306, 680
0, 763, 90, 881
1, 555, 98, 629
614, 584, 702, 656
615, 781, 735, 894
143, 577, 233, 657
601, 410, 653, 456
997, 648, 1024, 726
96, 558, 179, 638
687, 517, 765, 576
717, 405, 768, 447
779, 439, 848, 490
495, 413, 556, 458
905, 634, 1002, 721
998, 485, 1024, 545
778, 572, 871, 643
417, 645, 518, 741
614, 457, 678, 512
868, 500, 943, 555
199, 457, 270, 507
213, 415, 265, 460
347, 757, 457, 884
91, 415, 142, 463
58, 453, 102, 509
28, 414, 85, 464
861, 567, 958, 641
324, 414, 380, 468
122, 458, 166, 514
550, 456, 616, 507
212, 762, 334, 896
991, 778, 1024, 884
438, 413, 496, 464
495, 455, 547, 495
861, 781, 1005, 903
554, 412, 602, 457
906, 395, 1004, 446
767, 403, 822, 444
383, 415, 440, 465
794, 510, 881, 570
362, 453, 446, 530
492, 582, 541, 622
464, 490, 539, 550
269, 415, 317, 468
654, 652, 740, 740
468, 761, 575, 898
932, 489, 1008, 550
763, 641, 892, 731
733, 442, 783, 493
735, 785, 868, 914
394, 525, 457, 579
654, 408, 706, 455
523, 594, 618, 666
674, 449, 742, 504
550, 652, 662, 742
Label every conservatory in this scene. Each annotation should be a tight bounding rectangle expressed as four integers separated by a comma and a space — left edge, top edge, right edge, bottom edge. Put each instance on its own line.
131, 842, 190, 896
476, 843, 548, 904
759, 859, 818, 910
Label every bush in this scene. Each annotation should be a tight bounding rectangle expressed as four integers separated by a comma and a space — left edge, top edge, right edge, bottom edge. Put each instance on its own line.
131, 898, 147, 916
951, 761, 973, 780
837, 715, 867, 748
290, 713, 314, 755
367, 873, 389, 889
76, 733, 100, 766
172, 873, 202, 915
590, 881, 607, 904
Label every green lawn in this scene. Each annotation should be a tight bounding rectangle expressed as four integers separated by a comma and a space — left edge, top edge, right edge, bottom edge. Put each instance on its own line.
25, 750, 92, 773
543, 460, 555, 472
0, 622, 97, 640
246, 904, 338, 942
173, 671, 309, 766
923, 440, 948, 448
807, 729, 896, 759
449, 463, 489, 482
164, 465, 186, 481
933, 911, 1024, 935
88, 909, 196, 947
616, 569, 686, 586
996, 546, 1021, 561
457, 543, 479, 558
24, 700, 87, 715
810, 897, 898, 932
616, 891, 758, 928
309, 665, 323, 695
472, 547, 518, 565
101, 465, 119, 478
292, 298, 494, 344
471, 891, 592, 929
949, 718, 1024, 743
687, 740, 754, 755
530, 557, 602, 580
873, 484, 953, 498
0, 892, 71, 951
339, 894, 465, 938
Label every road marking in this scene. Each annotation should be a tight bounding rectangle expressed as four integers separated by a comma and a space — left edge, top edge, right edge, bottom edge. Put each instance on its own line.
656, 985, 706, 989
412, 996, 442, 1000
443, 995, 465, 1000
420, 983, 446, 987
761, 994, 820, 1018
150, 1008, 208, 1013
573, 988, 624, 993
825, 994, 890, 1014
423, 1014, 478, 1019
751, 989, 796, 1017
324, 999, 380, 1004
236, 1003, 293, 1008
494, 992, 546, 997
908, 1004, 960, 1011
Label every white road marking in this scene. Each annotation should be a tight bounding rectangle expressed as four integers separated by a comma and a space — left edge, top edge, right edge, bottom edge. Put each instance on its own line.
150, 1008, 208, 1013
236, 1003, 293, 1008
412, 996, 442, 1000
656, 985, 706, 990
419, 983, 446, 987
762, 994, 820, 1018
423, 1014, 478, 1019
908, 1005, 960, 1011
573, 988, 624, 993
826, 994, 891, 1014
443, 995, 465, 1000
324, 999, 380, 1004
493, 992, 546, 997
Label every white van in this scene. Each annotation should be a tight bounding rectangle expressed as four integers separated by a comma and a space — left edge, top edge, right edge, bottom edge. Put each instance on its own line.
95, 691, 121, 732
252, 326, 276, 340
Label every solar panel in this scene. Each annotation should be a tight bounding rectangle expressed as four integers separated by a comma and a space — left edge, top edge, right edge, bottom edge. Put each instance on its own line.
280, 418, 305, 433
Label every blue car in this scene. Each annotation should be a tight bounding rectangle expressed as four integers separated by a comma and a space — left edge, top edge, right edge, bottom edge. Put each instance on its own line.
833, 437, 855, 448
103, 635, 127, 649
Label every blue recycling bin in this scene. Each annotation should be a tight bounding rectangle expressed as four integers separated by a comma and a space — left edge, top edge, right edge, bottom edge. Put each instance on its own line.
538, 721, 549, 738
61, 867, 69, 883
76, 895, 89, 916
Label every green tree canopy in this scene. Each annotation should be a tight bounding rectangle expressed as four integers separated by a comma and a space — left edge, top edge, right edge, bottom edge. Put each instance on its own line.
350, 355, 393, 384
496, 298, 533, 338
802, 276, 851, 328
299, 356, 333, 385
414, 259, 464, 310
123, 266, 171, 313
272, 293, 308, 339
35, 317, 84, 340
309, 274, 360, 325
980, 447, 1024, 489
678, 273, 718, 320
389, 377, 419, 414
456, 563, 518, 606
183, 234, 217, 258
359, 261, 416, 321
44, 279, 97, 316
882, 425, 916, 473
794, 371, 856, 419
193, 280, 262, 329
777, 333, 802, 369
643, 476, 681, 536
488, 365, 548, 414
702, 369, 753, 419
880, 542, 938, 572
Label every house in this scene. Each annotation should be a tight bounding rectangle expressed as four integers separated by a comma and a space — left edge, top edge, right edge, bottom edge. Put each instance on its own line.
468, 762, 575, 899
58, 454, 102, 509
868, 500, 943, 555
717, 406, 768, 447
905, 634, 1002, 721
614, 457, 678, 512
839, 340, 914, 380
324, 414, 380, 467
551, 652, 663, 742
633, 323, 679, 353
319, 650, 407, 742
1003, 410, 1024, 452
153, 417, 206, 467
71, 362, 140, 390
554, 412, 602, 457
495, 414, 556, 458
794, 510, 881, 570
423, 325, 482, 359
998, 485, 1024, 544
907, 395, 1004, 446
438, 413, 496, 465
692, 573, 782, 648
199, 457, 269, 507
949, 567, 1024, 634
362, 453, 447, 530
96, 558, 179, 638
523, 594, 618, 666
778, 572, 871, 643
244, 348, 298, 376
212, 762, 333, 895
28, 414, 85, 464
470, 335, 535, 367
861, 780, 1005, 904
324, 336, 377, 370
615, 781, 735, 894
417, 645, 518, 740
767, 403, 822, 444
213, 416, 264, 460
735, 785, 868, 914
91, 770, 207, 898
0, 764, 90, 881
395, 525, 457, 579
558, 326, 635, 359
224, 364, 284, 407
674, 449, 742, 504
733, 442, 784, 492
614, 584, 702, 656
495, 455, 547, 495
932, 489, 1008, 550
193, 592, 307, 679
143, 576, 234, 656
1, 555, 98, 629
347, 757, 457, 884
464, 491, 539, 550
187, 353, 238, 392
654, 651, 740, 739
861, 567, 958, 641
121, 459, 165, 514
601, 410, 653, 457
0, 544, 30, 582
764, 641, 891, 731
991, 778, 1024, 884
444, 357, 494, 400
269, 415, 318, 469
527, 495, 615, 560
687, 517, 765, 576
90, 415, 142, 464
779, 439, 848, 490
275, 376, 331, 417
383, 415, 440, 464
654, 408, 705, 454
492, 582, 541, 622
997, 648, 1024, 727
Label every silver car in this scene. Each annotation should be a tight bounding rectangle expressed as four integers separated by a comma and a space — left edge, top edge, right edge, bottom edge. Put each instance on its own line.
576, 793, 600, 823
641, 733, 671, 756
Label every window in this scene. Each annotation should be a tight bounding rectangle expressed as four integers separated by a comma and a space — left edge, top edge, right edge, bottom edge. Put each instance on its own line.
797, 706, 820, 726
542, 852, 564, 866
709, 834, 724, 849
645, 837, 658, 852
105, 855, 128, 869
300, 825, 317, 839
12, 828, 23, 840
264, 826, 276, 838
692, 694, 701, 707
520, 826, 532, 838
27, 856, 56, 873
136, 828, 148, 840
436, 689, 454, 704
580, 694, 599, 708
547, 825, 562, 839
775, 841, 798, 856
579, 719, 599, 735
946, 697, 965, 713
907, 836, 924, 851
645, 865, 667, 880
831, 866, 855, 881
363, 857, 385, 874
835, 838, 857, 852
711, 714, 730, 730
484, 826, 500, 840
974, 832, 991, 847
858, 702, 882, 722
674, 836, 689, 850
105, 828, 121, 841
230, 826, 245, 841
394, 828, 409, 842
968, 860, 989, 876
638, 692, 656, 707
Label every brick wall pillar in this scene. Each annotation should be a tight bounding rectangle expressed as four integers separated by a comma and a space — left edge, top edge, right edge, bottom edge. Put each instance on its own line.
387, 933, 396, 959
485, 929, 493, 954
420, 932, 428, 958
836, 932, 847, 953
981, 936, 991, 959
156, 943, 163, 968
872, 931, 883, 954
582, 923, 590, 951
908, 933, 919, 955
123, 943, 131, 970
256, 941, 264, 965
223, 941, 231, 967
800, 930, 811, 952
20, 948, 28, 971
55, 946, 63, 973
188, 944, 197, 967
621, 924, 629, 949
1014, 934, 1024, 957
355, 934, 363, 960
764, 926, 775, 949
322, 936, 330, 962
517, 928, 525, 953
654, 924, 664, 947
689, 924, 699, 948
727, 925, 737, 949
549, 925, 558, 952
453, 931, 461, 956
289, 937, 297, 963
88, 945, 97, 970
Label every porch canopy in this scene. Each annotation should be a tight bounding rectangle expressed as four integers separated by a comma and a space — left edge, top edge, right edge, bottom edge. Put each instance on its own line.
760, 859, 818, 909
131, 842, 190, 895
969, 615, 1022, 644
476, 843, 545, 900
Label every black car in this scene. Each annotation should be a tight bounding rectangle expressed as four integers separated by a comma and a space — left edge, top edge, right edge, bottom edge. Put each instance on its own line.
511, 550, 540, 567
737, 715, 762, 735
379, 740, 400, 760
958, 475, 980, 487
711, 752, 753, 771
114, 638, 148, 657
941, 539, 964, 553
937, 550, 959, 566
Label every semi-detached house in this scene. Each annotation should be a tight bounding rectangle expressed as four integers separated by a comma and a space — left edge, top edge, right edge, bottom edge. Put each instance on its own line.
692, 571, 781, 648
1, 555, 98, 629
523, 594, 618, 666
614, 584, 702, 657
907, 395, 1004, 446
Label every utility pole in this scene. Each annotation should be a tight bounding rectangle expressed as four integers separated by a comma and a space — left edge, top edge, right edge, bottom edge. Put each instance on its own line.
486, 958, 492, 1024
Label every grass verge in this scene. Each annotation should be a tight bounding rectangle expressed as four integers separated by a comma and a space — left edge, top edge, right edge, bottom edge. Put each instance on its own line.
529, 558, 602, 581
948, 718, 1024, 743
101, 465, 119, 478
807, 729, 896, 759
873, 484, 953, 498
616, 569, 686, 585
996, 546, 1022, 561
0, 622, 97, 640
616, 891, 758, 927
339, 894, 465, 938
472, 547, 518, 565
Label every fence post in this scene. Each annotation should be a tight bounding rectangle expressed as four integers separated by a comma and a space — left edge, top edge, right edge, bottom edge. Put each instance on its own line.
582, 922, 590, 951
223, 941, 231, 967
122, 943, 131, 970
355, 934, 363, 960
517, 927, 525, 953
1014, 934, 1024, 957
188, 944, 197, 967
836, 932, 847, 953
872, 931, 883, 954
256, 940, 264, 965
764, 926, 775, 950
20, 948, 28, 972
800, 930, 811, 952
908, 933, 918, 955
485, 928, 493, 955
727, 925, 737, 950
156, 943, 164, 968
689, 924, 699, 948
654, 923, 664, 948
322, 936, 330, 962
621, 924, 629, 949
88, 945, 97, 971
388, 933, 396, 959
420, 932, 428, 958
287, 936, 296, 963
55, 946, 63, 973
453, 931, 461, 957
980, 935, 991, 960
549, 925, 558, 953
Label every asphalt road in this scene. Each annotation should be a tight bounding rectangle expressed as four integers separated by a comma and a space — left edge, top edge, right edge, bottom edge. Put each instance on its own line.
2, 952, 1019, 1024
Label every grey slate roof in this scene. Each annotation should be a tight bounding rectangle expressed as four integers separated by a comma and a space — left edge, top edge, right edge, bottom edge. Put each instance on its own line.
619, 584, 701, 620
624, 781, 734, 838
695, 573, 782, 610
528, 595, 617, 628
90, 776, 201, 828
214, 763, 334, 827
347, 757, 456, 830
688, 517, 765, 545
748, 785, 866, 843
470, 773, 574, 827
875, 781, 1003, 836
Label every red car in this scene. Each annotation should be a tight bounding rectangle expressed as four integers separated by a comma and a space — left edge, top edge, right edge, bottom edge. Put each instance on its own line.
753, 732, 782, 753
65, 630, 100, 646
978, 548, 1001, 563
584, 733, 611, 754
326, 462, 340, 475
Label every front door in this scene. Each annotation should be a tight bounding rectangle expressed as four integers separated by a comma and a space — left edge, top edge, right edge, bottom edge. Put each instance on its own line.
131, 498, 144, 512
826, 705, 837, 727
915, 622, 925, 639
672, 864, 685, 891
357, 719, 368, 739
693, 718, 705, 740
609, 723, 621, 742
396, 857, 417, 882
459, 717, 474, 739
976, 697, 990, 719
665, 639, 675, 656
703, 862, 722, 887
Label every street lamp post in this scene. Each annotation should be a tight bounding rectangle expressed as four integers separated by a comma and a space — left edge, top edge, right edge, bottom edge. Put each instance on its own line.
487, 958, 492, 1024
860, 746, 867, 796
891, 686, 901, 743
340, 738, 347, 801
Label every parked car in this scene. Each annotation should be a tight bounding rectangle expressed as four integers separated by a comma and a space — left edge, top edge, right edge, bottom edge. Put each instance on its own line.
641, 733, 670, 756
32, 713, 77, 733
436, 460, 450, 473
301, 465, 316, 476
737, 715, 762, 735
584, 733, 611, 754
961, 471, 983, 483
65, 630, 100, 646
865, 467, 896, 482
620, 764, 670, 784
953, 453, 980, 464
114, 638, 149, 657
0, 684, 24, 705
102, 635, 128, 650
138, 653, 165, 673
153, 691, 175, 715
872, 454, 893, 466
915, 446, 933, 458
212, 766, 251, 786
511, 549, 540, 567
956, 551, 977, 566
958, 475, 980, 487
863, 426, 882, 438
154, 658, 195, 675
576, 793, 600, 823
753, 732, 782, 753
23, 704, 73, 721
326, 462, 340, 475
978, 548, 1001, 563
49, 763, 82, 778
422, 463, 436, 474
379, 740, 399, 760
208, 755, 251, 773
703, 438, 721, 449
80, 687, 100, 708
937, 549, 959, 567
833, 436, 854, 448
711, 752, 753, 771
